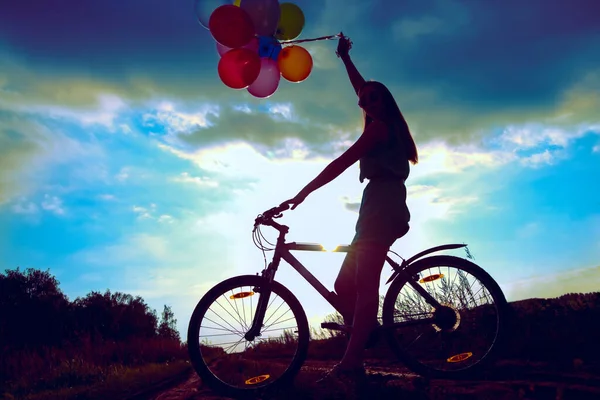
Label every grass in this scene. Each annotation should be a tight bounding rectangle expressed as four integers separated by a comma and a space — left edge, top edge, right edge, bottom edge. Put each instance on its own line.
1, 338, 189, 400
13, 361, 191, 400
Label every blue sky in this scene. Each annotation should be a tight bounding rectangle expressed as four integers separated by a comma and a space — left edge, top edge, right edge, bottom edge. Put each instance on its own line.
1, 0, 599, 336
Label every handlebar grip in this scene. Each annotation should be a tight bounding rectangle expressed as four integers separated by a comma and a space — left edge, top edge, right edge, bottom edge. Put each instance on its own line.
276, 203, 290, 213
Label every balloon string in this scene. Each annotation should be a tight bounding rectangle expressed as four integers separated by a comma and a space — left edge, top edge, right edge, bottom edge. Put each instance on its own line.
281, 32, 344, 45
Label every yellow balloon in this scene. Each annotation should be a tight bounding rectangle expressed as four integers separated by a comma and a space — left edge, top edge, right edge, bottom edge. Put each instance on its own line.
278, 45, 312, 82
275, 3, 305, 41
234, 0, 241, 5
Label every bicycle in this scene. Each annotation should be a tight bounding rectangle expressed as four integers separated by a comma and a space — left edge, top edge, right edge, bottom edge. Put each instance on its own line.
187, 204, 509, 398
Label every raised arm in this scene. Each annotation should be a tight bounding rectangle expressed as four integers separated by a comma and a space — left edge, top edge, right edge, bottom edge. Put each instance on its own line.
337, 35, 366, 96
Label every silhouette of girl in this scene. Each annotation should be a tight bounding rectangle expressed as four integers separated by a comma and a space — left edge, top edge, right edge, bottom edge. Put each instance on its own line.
282, 34, 418, 382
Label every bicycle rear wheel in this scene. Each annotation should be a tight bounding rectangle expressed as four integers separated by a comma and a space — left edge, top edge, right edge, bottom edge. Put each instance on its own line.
187, 275, 309, 398
382, 255, 508, 379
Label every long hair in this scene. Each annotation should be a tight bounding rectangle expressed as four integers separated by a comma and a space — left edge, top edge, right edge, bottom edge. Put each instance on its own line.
361, 81, 418, 165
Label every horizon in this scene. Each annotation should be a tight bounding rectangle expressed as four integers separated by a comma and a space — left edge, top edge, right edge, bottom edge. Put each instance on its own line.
1, 0, 599, 338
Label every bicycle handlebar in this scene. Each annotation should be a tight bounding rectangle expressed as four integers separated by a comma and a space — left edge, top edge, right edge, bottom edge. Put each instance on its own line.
254, 203, 290, 228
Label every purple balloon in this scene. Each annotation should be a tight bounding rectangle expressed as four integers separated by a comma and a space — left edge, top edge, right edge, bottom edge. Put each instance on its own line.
248, 58, 280, 98
240, 0, 281, 37
216, 36, 259, 56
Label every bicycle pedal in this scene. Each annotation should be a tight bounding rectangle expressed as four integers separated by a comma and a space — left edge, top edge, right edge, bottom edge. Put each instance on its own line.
320, 322, 351, 332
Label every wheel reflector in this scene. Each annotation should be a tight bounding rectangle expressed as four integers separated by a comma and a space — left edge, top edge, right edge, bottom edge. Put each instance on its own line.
447, 352, 473, 363
230, 291, 254, 299
419, 273, 444, 283
245, 374, 270, 385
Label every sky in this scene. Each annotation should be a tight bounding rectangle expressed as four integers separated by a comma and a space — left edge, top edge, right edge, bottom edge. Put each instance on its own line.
1, 0, 599, 338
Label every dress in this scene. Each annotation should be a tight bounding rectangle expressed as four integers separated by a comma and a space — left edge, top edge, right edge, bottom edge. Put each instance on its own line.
352, 123, 411, 246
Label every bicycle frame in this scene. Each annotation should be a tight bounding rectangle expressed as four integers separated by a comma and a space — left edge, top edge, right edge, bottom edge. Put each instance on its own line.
245, 220, 469, 340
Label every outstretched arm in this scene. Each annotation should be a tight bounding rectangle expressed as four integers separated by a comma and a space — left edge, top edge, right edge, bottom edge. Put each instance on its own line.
337, 35, 366, 96
282, 121, 388, 210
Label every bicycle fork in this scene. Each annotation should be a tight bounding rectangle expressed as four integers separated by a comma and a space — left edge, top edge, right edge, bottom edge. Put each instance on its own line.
244, 285, 271, 341
244, 266, 276, 341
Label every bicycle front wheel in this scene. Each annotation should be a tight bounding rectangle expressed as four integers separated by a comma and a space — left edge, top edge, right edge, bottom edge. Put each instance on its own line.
187, 275, 309, 398
382, 255, 508, 379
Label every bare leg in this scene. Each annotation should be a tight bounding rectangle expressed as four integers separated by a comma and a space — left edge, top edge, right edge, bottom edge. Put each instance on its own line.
338, 241, 389, 369
334, 249, 358, 324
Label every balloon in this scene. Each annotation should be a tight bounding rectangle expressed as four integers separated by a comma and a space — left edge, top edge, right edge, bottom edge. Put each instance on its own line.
240, 0, 281, 37
275, 3, 304, 41
258, 36, 282, 60
278, 45, 312, 82
216, 36, 259, 57
248, 58, 281, 98
209, 5, 255, 49
218, 48, 261, 89
194, 0, 232, 30
234, 0, 241, 5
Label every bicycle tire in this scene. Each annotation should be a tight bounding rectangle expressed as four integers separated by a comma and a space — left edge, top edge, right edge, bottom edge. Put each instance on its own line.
382, 255, 508, 379
187, 275, 310, 398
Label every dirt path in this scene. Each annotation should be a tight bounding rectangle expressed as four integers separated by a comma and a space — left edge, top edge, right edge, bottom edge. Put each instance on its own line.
152, 361, 600, 400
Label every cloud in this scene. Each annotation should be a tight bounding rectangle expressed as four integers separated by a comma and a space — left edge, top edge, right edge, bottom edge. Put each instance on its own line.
396, 16, 440, 39
11, 200, 39, 215
171, 172, 218, 188
132, 204, 157, 220
157, 215, 174, 224
341, 195, 361, 213
409, 141, 516, 181
98, 194, 116, 201
142, 101, 215, 137
520, 149, 555, 168
504, 265, 600, 301
41, 194, 65, 215
0, 119, 41, 204
115, 167, 130, 182
0, 114, 106, 205
0, 0, 598, 151
515, 222, 541, 240
172, 104, 342, 152
68, 209, 257, 334
495, 124, 592, 150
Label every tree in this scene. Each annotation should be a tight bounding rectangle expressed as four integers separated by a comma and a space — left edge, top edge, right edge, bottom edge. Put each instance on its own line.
158, 305, 180, 342
72, 290, 158, 341
0, 267, 70, 349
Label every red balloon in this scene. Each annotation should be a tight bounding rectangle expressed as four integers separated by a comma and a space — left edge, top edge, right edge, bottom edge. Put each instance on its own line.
218, 48, 261, 89
216, 36, 259, 57
209, 5, 255, 49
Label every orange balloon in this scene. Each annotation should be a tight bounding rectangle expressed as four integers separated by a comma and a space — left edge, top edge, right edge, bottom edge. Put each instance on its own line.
277, 45, 312, 82
218, 48, 261, 89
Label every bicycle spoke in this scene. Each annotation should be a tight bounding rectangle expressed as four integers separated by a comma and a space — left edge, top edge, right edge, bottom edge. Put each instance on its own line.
240, 288, 248, 331
263, 299, 290, 328
202, 314, 245, 337
221, 292, 249, 331
263, 315, 297, 332
405, 329, 433, 349
200, 324, 242, 334
213, 297, 247, 332
262, 325, 297, 334
222, 337, 246, 353
230, 287, 247, 332
200, 332, 246, 338
393, 311, 433, 319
